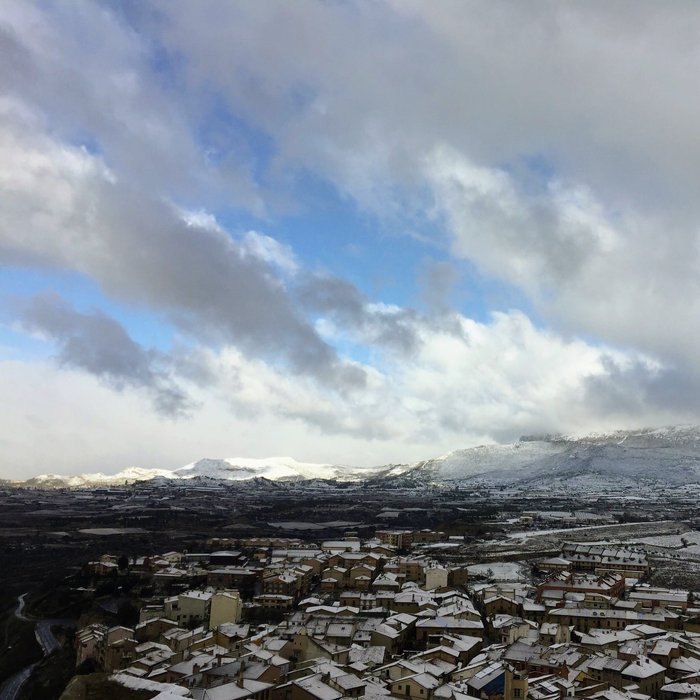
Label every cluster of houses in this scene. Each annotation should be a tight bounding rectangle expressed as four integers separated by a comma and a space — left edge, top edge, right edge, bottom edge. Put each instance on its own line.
75, 531, 700, 700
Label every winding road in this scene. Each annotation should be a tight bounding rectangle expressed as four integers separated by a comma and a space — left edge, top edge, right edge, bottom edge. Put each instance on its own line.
0, 594, 75, 700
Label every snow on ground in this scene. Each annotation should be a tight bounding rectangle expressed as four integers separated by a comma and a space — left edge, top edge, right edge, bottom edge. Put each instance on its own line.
428, 441, 564, 480
635, 531, 700, 548
29, 467, 174, 486
508, 520, 676, 542
78, 528, 146, 535
111, 672, 190, 695
508, 527, 573, 540
174, 456, 337, 481
268, 522, 324, 531
269, 520, 361, 530
31, 456, 366, 487
24, 426, 700, 488
467, 561, 528, 581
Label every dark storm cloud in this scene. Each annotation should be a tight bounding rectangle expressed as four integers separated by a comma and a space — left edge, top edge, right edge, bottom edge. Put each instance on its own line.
297, 274, 421, 354
21, 293, 193, 416
583, 356, 700, 418
93, 186, 364, 387
418, 259, 462, 313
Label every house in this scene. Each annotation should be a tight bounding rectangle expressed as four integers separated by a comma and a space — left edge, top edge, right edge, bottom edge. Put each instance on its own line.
164, 590, 213, 627
388, 672, 440, 700
210, 590, 242, 629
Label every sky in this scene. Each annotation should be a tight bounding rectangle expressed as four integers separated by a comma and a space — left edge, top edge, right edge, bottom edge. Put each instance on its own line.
2, 1, 700, 478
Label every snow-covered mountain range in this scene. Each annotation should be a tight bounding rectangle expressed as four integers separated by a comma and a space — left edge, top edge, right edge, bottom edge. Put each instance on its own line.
10, 426, 700, 489
15, 456, 387, 488
376, 425, 700, 488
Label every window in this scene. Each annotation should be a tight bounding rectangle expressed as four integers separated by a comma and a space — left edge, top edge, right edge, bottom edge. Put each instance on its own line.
514, 689, 522, 698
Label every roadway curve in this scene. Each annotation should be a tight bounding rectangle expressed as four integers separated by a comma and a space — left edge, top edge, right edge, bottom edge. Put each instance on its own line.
0, 594, 75, 700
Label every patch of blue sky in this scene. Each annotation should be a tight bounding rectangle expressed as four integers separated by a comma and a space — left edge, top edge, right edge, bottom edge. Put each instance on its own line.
277, 171, 554, 330
253, 170, 435, 303
0, 266, 175, 352
321, 332, 374, 369
521, 152, 558, 182
212, 162, 542, 331
147, 40, 188, 96
171, 85, 549, 336
500, 151, 560, 198
0, 324, 51, 362
194, 94, 276, 182
56, 126, 102, 158
110, 0, 186, 86
434, 257, 541, 326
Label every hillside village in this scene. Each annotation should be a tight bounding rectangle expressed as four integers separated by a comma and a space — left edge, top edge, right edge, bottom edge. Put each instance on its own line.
3, 477, 700, 700
64, 528, 700, 700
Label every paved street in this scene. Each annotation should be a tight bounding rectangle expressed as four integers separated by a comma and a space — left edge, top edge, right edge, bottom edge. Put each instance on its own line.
0, 594, 75, 700
35, 621, 61, 656
0, 663, 38, 700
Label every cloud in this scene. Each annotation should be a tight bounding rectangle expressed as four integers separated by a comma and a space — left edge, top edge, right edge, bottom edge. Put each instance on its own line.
425, 146, 620, 294
203, 303, 667, 451
142, 1, 700, 214
583, 356, 700, 424
133, 1, 700, 376
387, 310, 614, 443
418, 259, 462, 313
297, 273, 422, 355
4, 303, 683, 479
20, 293, 193, 417
0, 357, 396, 479
241, 230, 299, 275
0, 99, 365, 390
4, 1, 700, 476
425, 146, 700, 374
1, 93, 694, 467
0, 0, 264, 212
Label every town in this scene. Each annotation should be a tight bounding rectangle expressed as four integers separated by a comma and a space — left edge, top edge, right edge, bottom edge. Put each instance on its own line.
2, 480, 700, 700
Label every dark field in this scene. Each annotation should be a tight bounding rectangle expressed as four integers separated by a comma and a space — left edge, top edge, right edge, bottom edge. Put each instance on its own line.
0, 478, 697, 698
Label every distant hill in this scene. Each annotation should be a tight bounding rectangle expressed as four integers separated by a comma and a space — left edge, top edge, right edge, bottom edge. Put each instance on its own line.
9, 426, 700, 489
380, 426, 700, 489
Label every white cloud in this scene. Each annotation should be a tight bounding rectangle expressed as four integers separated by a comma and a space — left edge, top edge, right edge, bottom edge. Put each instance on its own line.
1, 307, 680, 478
144, 1, 700, 216
0, 91, 691, 474
425, 145, 700, 375
0, 0, 264, 212
241, 230, 299, 275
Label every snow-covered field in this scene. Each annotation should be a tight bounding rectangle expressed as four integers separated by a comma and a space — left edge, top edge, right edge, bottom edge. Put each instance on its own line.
268, 521, 360, 531
78, 527, 145, 535
635, 531, 700, 548
467, 561, 528, 581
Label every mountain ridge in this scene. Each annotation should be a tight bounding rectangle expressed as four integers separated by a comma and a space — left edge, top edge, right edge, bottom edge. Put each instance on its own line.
8, 425, 700, 489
